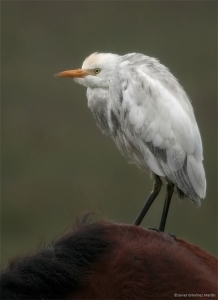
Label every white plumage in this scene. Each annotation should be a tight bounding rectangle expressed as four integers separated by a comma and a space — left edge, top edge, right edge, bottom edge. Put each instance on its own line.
56, 52, 206, 229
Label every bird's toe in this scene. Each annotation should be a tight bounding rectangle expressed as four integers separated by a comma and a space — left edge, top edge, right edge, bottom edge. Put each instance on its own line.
147, 227, 160, 232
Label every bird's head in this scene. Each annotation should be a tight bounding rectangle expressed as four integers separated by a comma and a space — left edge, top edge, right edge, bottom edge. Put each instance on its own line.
55, 52, 120, 89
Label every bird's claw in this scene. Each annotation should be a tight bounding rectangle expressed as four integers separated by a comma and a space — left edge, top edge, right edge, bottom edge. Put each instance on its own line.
168, 233, 177, 240
147, 228, 177, 240
147, 227, 160, 232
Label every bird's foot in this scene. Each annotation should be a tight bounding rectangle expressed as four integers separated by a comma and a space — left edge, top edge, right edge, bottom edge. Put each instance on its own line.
147, 228, 176, 240
168, 233, 177, 240
147, 227, 160, 232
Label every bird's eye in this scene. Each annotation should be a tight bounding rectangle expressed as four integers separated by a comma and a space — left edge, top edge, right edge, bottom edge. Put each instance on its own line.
94, 68, 101, 74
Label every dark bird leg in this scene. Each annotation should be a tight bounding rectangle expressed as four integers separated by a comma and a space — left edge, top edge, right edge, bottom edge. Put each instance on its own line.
159, 182, 174, 232
134, 175, 162, 226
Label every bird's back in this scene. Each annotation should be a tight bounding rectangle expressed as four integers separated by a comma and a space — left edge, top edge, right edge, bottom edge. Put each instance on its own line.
111, 53, 206, 204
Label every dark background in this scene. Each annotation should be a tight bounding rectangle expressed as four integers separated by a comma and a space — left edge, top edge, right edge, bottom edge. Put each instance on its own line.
1, 1, 217, 265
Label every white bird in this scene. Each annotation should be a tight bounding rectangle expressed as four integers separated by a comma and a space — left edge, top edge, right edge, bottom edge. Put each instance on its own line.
55, 52, 206, 231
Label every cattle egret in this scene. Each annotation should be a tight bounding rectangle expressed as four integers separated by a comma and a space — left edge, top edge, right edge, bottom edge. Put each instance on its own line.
55, 52, 206, 231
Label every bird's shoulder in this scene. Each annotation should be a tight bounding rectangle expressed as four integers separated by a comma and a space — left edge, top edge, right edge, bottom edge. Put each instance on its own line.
116, 53, 195, 127
118, 53, 187, 101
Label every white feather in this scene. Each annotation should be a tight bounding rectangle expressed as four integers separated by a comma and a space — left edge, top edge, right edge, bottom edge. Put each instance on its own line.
117, 58, 206, 202
187, 155, 206, 198
73, 52, 206, 204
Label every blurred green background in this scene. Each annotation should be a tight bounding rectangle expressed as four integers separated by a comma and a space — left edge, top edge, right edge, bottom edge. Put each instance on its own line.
1, 1, 217, 266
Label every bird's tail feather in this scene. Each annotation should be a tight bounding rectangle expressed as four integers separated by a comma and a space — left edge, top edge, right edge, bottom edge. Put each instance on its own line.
187, 155, 206, 199
163, 156, 203, 207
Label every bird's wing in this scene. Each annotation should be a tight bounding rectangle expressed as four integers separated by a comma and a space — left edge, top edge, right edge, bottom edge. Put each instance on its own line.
115, 58, 206, 203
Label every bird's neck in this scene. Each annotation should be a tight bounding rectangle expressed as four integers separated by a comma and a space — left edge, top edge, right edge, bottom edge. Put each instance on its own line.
86, 87, 111, 134
76, 76, 110, 89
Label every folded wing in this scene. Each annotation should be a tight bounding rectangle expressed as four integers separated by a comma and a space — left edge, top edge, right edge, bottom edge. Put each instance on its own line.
116, 57, 206, 205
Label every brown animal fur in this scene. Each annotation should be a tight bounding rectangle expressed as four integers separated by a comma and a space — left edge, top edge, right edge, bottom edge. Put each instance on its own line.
71, 223, 218, 299
1, 218, 217, 299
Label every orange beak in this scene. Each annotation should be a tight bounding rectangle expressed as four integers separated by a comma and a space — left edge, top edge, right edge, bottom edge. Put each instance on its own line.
55, 69, 90, 78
